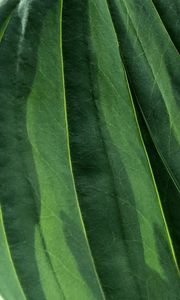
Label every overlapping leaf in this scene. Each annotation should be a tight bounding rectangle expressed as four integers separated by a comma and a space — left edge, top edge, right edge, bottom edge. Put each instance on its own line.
0, 0, 180, 299
0, 1, 104, 299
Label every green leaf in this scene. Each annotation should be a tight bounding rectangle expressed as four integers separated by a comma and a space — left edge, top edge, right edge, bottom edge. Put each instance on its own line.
0, 0, 19, 27
0, 1, 104, 299
63, 0, 180, 298
0, 207, 26, 300
134, 98, 180, 264
0, 0, 19, 42
107, 0, 180, 265
0, 0, 180, 299
107, 0, 180, 192
152, 0, 180, 52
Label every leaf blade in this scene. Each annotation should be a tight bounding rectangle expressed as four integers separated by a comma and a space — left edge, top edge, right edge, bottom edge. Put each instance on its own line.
107, 0, 180, 192
0, 0, 105, 299
0, 207, 26, 300
63, 0, 180, 298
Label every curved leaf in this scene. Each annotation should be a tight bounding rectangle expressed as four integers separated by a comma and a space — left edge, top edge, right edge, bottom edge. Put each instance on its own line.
63, 0, 180, 298
0, 1, 105, 299
107, 0, 180, 191
0, 208, 26, 300
133, 90, 180, 265
0, 0, 180, 299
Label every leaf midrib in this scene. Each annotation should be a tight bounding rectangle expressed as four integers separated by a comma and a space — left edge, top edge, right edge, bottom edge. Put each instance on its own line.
105, 0, 180, 275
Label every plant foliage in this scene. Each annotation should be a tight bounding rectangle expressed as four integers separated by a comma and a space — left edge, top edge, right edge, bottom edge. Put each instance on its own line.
0, 0, 180, 299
